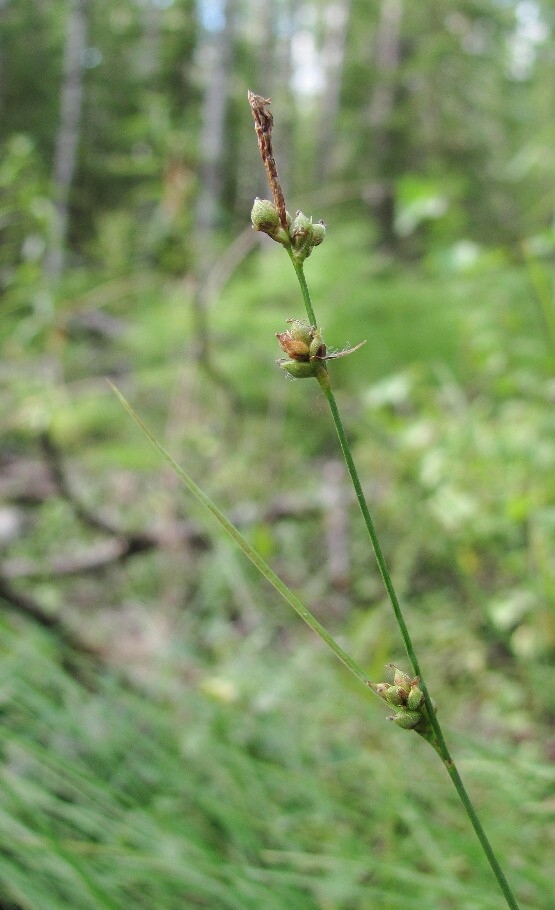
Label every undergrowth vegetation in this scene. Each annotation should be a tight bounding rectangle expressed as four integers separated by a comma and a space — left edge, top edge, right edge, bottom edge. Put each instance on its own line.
2, 220, 554, 906
2, 3, 554, 905
0, 615, 552, 909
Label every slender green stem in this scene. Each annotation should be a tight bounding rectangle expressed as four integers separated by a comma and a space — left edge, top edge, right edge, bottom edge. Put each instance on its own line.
113, 247, 521, 908
288, 249, 317, 325
288, 260, 521, 910
443, 761, 521, 910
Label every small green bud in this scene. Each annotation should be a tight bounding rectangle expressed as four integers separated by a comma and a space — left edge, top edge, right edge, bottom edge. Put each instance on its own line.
278, 358, 319, 379
407, 685, 424, 710
309, 328, 327, 361
251, 197, 279, 230
311, 221, 326, 247
388, 664, 413, 692
289, 210, 314, 260
251, 198, 290, 244
278, 359, 328, 383
290, 210, 312, 243
389, 710, 422, 730
384, 685, 407, 707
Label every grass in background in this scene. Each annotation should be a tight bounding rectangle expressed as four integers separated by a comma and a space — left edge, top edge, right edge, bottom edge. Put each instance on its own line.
2, 216, 554, 907
0, 616, 552, 910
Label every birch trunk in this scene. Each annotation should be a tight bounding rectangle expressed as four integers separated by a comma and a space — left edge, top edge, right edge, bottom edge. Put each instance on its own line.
315, 0, 352, 183
0, 0, 6, 114
44, 0, 88, 282
195, 0, 235, 267
190, 0, 237, 399
366, 0, 403, 250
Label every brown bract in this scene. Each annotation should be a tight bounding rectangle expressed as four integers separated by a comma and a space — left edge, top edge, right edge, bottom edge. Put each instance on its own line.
276, 331, 311, 361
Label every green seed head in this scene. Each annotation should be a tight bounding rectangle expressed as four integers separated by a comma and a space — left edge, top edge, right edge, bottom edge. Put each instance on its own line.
311, 221, 326, 247
309, 328, 327, 361
251, 198, 290, 244
389, 710, 422, 730
407, 685, 424, 710
290, 210, 312, 242
384, 685, 407, 707
389, 665, 413, 692
278, 359, 319, 379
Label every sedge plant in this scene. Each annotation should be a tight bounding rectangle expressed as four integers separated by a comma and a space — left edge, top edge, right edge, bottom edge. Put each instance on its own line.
114, 91, 523, 910
247, 90, 521, 909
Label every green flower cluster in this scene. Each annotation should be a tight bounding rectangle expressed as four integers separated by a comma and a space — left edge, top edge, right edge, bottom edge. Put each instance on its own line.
276, 319, 366, 382
251, 198, 326, 262
376, 665, 437, 739
276, 319, 328, 381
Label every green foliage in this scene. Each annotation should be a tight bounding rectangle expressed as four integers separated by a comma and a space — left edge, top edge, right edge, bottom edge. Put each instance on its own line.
0, 619, 552, 910
3, 223, 554, 905
2, 0, 553, 265
1, 1, 554, 906
0, 135, 52, 328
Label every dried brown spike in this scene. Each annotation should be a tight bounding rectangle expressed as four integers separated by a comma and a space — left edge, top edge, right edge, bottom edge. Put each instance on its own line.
248, 90, 288, 231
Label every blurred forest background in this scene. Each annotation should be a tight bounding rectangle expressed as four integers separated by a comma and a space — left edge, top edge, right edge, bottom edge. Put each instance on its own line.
1, 0, 555, 908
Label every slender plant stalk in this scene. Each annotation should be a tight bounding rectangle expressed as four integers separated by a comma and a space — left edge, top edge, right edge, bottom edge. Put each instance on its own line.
114, 90, 522, 910
288, 254, 521, 910
246, 88, 520, 908
114, 378, 521, 910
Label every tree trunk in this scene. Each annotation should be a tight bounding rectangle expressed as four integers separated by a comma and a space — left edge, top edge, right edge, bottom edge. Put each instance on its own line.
44, 0, 88, 282
190, 0, 238, 401
195, 0, 236, 264
315, 0, 352, 183
0, 0, 7, 115
138, 0, 162, 82
366, 0, 403, 250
